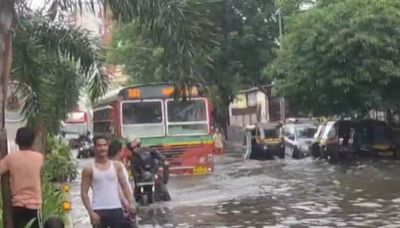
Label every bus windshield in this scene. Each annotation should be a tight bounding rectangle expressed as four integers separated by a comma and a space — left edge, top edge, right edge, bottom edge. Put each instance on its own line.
167, 99, 208, 136
122, 101, 164, 137
62, 123, 87, 135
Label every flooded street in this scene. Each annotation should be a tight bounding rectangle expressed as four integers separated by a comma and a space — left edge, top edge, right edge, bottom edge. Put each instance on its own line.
71, 146, 400, 227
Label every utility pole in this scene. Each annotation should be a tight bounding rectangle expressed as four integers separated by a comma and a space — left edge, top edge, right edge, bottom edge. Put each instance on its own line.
275, 9, 286, 123
0, 0, 15, 227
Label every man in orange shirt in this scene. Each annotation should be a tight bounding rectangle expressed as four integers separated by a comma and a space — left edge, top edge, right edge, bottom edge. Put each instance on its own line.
0, 127, 44, 228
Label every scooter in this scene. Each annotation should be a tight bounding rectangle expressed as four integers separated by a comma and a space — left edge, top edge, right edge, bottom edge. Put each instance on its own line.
135, 168, 156, 205
77, 141, 94, 159
134, 151, 171, 205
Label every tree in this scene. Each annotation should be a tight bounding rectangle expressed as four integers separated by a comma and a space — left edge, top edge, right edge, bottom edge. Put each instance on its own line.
269, 0, 400, 117
13, 13, 107, 134
0, 4, 107, 227
108, 0, 281, 132
107, 22, 165, 84
206, 0, 279, 130
0, 0, 217, 226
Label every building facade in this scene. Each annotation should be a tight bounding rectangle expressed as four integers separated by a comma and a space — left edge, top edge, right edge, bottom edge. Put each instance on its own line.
229, 85, 288, 127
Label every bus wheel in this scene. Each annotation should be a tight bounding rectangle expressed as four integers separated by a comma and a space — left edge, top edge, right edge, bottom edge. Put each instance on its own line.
148, 191, 154, 204
394, 146, 400, 160
141, 195, 148, 206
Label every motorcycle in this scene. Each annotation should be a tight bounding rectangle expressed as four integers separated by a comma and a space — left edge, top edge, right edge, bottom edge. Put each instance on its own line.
133, 150, 171, 205
77, 141, 94, 159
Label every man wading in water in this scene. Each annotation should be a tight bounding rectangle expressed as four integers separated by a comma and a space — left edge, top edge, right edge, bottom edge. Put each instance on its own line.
81, 135, 135, 228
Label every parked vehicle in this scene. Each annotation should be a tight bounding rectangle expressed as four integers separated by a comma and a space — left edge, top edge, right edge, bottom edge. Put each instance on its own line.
283, 119, 318, 159
68, 138, 80, 149
317, 120, 357, 163
243, 122, 284, 160
77, 140, 94, 159
356, 120, 400, 159
311, 123, 326, 157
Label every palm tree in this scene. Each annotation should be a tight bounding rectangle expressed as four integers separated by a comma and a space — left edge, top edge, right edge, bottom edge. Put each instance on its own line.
13, 12, 108, 134
0, 0, 215, 227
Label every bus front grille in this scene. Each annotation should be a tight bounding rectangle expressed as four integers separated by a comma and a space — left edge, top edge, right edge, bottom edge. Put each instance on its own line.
149, 144, 204, 162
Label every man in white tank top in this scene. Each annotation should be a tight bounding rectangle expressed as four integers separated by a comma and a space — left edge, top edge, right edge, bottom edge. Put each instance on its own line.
81, 136, 135, 228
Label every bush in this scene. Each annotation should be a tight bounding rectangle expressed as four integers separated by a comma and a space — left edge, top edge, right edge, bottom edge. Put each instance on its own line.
44, 137, 78, 182
0, 180, 67, 227
42, 182, 65, 223
0, 136, 74, 227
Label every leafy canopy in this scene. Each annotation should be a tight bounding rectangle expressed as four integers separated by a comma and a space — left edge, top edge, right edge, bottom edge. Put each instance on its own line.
269, 0, 400, 116
12, 9, 107, 133
108, 0, 280, 127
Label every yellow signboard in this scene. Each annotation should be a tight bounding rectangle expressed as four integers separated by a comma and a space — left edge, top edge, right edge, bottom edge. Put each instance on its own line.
232, 94, 247, 108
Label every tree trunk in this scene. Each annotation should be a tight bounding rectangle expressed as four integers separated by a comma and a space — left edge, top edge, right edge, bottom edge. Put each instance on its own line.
34, 123, 46, 154
0, 1, 15, 227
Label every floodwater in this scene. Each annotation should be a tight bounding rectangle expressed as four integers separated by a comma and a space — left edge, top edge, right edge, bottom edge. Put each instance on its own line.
71, 146, 400, 227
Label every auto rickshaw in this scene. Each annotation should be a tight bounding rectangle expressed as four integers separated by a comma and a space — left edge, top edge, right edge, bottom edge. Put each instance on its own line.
311, 123, 326, 157
355, 119, 400, 159
318, 120, 357, 163
243, 122, 284, 160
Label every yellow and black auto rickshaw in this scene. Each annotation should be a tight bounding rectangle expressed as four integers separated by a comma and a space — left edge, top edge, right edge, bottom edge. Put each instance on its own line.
356, 119, 400, 159
243, 122, 284, 160
317, 120, 358, 163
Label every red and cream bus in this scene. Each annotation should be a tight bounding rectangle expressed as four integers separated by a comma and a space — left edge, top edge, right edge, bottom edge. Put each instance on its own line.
93, 83, 215, 175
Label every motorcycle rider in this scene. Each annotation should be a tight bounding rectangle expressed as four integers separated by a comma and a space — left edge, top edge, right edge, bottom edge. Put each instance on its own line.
126, 136, 171, 202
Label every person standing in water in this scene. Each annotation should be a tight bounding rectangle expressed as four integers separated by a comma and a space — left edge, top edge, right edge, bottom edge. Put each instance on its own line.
213, 128, 225, 154
81, 135, 135, 228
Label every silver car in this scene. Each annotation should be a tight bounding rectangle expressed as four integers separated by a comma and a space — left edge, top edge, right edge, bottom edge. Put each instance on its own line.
283, 121, 318, 159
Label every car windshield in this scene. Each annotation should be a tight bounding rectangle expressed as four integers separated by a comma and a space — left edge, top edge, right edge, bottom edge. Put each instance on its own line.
296, 125, 317, 139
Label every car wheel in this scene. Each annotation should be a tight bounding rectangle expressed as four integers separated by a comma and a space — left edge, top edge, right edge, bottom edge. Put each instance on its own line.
328, 150, 339, 164
292, 148, 299, 159
279, 149, 285, 159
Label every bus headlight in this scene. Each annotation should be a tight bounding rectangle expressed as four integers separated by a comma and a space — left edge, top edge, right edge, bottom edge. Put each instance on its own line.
198, 156, 206, 165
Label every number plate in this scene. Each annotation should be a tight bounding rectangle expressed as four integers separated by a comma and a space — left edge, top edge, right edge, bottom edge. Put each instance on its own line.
193, 166, 208, 175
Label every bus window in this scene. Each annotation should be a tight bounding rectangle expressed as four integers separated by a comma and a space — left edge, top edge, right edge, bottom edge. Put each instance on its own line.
122, 102, 163, 124
121, 101, 165, 138
167, 99, 208, 136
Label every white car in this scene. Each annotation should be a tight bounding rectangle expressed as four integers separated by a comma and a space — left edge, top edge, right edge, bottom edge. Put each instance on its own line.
283, 120, 318, 159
